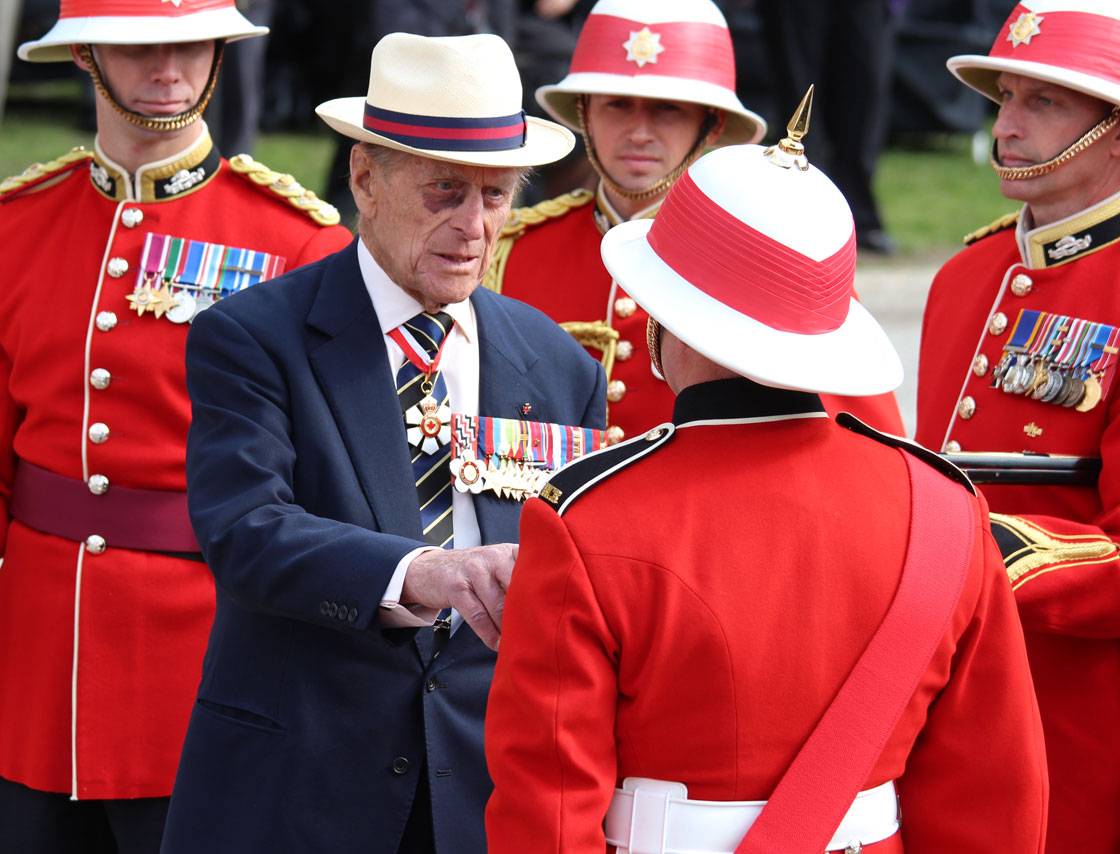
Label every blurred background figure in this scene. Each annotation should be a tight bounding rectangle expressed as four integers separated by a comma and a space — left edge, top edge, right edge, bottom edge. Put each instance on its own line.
755, 0, 904, 255
206, 0, 275, 157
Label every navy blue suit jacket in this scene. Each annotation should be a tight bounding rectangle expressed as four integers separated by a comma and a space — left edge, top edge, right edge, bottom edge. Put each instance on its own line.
160, 241, 606, 853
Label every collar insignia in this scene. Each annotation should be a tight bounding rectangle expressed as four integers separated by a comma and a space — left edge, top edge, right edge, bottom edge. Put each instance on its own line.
1008, 12, 1043, 47
623, 27, 664, 68
89, 161, 113, 195
1047, 233, 1092, 262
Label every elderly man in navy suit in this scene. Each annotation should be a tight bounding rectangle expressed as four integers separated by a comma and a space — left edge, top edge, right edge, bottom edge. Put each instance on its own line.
160, 32, 606, 854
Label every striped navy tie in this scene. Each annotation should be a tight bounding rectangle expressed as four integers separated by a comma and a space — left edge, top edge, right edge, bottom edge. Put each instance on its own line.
396, 311, 455, 549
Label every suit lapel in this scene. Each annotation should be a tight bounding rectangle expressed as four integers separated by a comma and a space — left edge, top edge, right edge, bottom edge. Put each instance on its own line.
307, 242, 423, 540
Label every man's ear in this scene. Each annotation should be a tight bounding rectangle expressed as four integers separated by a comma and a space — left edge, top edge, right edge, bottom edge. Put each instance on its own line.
69, 43, 91, 71
707, 110, 728, 145
349, 144, 377, 218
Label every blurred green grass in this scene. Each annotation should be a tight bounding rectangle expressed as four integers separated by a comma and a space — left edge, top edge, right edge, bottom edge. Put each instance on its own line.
2, 79, 1014, 257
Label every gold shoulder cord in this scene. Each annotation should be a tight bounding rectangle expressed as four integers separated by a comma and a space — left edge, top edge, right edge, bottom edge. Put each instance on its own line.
964, 211, 1021, 245
227, 154, 341, 227
0, 146, 92, 197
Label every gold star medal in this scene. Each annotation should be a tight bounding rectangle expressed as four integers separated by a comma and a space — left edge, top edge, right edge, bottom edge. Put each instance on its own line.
623, 27, 664, 68
1008, 13, 1042, 47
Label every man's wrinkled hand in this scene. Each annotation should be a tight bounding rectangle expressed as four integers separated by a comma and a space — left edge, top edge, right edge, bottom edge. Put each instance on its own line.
402, 544, 519, 650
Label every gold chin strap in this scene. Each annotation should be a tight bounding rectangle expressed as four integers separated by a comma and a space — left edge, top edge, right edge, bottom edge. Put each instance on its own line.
577, 95, 716, 202
80, 42, 225, 133
992, 105, 1120, 181
646, 315, 664, 378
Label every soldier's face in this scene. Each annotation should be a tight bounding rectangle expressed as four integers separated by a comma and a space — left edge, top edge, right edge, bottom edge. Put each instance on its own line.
87, 41, 216, 118
585, 95, 713, 193
992, 72, 1118, 219
354, 149, 520, 312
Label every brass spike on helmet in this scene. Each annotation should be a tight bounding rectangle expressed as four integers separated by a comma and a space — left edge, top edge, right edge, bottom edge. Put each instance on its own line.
764, 85, 813, 171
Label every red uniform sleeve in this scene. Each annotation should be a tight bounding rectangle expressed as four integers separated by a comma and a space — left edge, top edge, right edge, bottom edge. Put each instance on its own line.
986, 400, 1120, 637
485, 499, 620, 853
897, 510, 1048, 853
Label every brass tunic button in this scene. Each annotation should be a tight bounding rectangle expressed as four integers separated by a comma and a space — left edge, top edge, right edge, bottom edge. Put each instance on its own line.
944, 440, 962, 453
957, 396, 976, 420
88, 474, 110, 495
88, 422, 110, 444
607, 379, 627, 402
988, 312, 1008, 336
972, 354, 989, 377
90, 368, 112, 390
84, 534, 107, 555
606, 425, 625, 445
614, 296, 636, 318
95, 311, 118, 332
106, 257, 129, 278
616, 340, 633, 361
120, 208, 144, 228
1010, 273, 1033, 296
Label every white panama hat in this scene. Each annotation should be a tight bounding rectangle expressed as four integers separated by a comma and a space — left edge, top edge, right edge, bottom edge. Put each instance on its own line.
316, 32, 575, 169
19, 0, 268, 63
947, 0, 1120, 107
600, 142, 903, 396
536, 0, 766, 146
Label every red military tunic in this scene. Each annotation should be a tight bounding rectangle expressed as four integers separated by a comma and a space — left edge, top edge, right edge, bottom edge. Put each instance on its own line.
916, 199, 1120, 853
487, 379, 1047, 853
0, 131, 352, 799
489, 185, 906, 442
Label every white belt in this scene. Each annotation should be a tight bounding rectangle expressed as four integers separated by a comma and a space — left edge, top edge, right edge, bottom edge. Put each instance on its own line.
605, 777, 900, 854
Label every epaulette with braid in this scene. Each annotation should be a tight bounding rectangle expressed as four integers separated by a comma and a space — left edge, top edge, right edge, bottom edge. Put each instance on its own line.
227, 153, 342, 227
963, 211, 1020, 246
482, 188, 594, 293
0, 146, 92, 202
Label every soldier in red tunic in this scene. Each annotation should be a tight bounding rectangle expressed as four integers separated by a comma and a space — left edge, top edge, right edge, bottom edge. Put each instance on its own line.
487, 101, 1047, 854
485, 0, 905, 444
0, 2, 352, 850
915, 3, 1120, 851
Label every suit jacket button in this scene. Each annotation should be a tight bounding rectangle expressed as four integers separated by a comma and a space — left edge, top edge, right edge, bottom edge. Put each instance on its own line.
426, 678, 437, 693
328, 602, 338, 617
320, 601, 329, 615
392, 757, 409, 775
347, 608, 358, 623
337, 605, 349, 621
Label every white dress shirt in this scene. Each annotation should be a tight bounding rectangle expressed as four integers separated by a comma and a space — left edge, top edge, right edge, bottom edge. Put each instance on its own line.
356, 239, 481, 628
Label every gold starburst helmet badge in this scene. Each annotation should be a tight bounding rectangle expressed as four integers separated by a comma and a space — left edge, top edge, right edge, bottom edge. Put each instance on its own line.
764, 85, 814, 171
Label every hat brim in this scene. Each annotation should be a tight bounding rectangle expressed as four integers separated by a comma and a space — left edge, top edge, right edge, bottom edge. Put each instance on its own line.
536, 73, 767, 145
316, 97, 576, 168
601, 219, 903, 396
18, 12, 267, 63
947, 53, 1120, 107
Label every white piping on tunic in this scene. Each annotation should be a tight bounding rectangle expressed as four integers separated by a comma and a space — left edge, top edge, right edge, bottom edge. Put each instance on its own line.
70, 543, 85, 800
72, 199, 125, 798
676, 412, 830, 429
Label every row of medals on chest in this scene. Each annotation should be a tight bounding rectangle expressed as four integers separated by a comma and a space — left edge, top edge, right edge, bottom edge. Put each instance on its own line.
407, 374, 548, 501
989, 345, 1104, 412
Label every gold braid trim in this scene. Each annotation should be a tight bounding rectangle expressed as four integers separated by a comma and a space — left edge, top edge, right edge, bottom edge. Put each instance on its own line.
227, 153, 342, 227
990, 512, 1119, 588
481, 188, 595, 294
0, 146, 91, 198
963, 211, 1020, 245
561, 320, 619, 379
